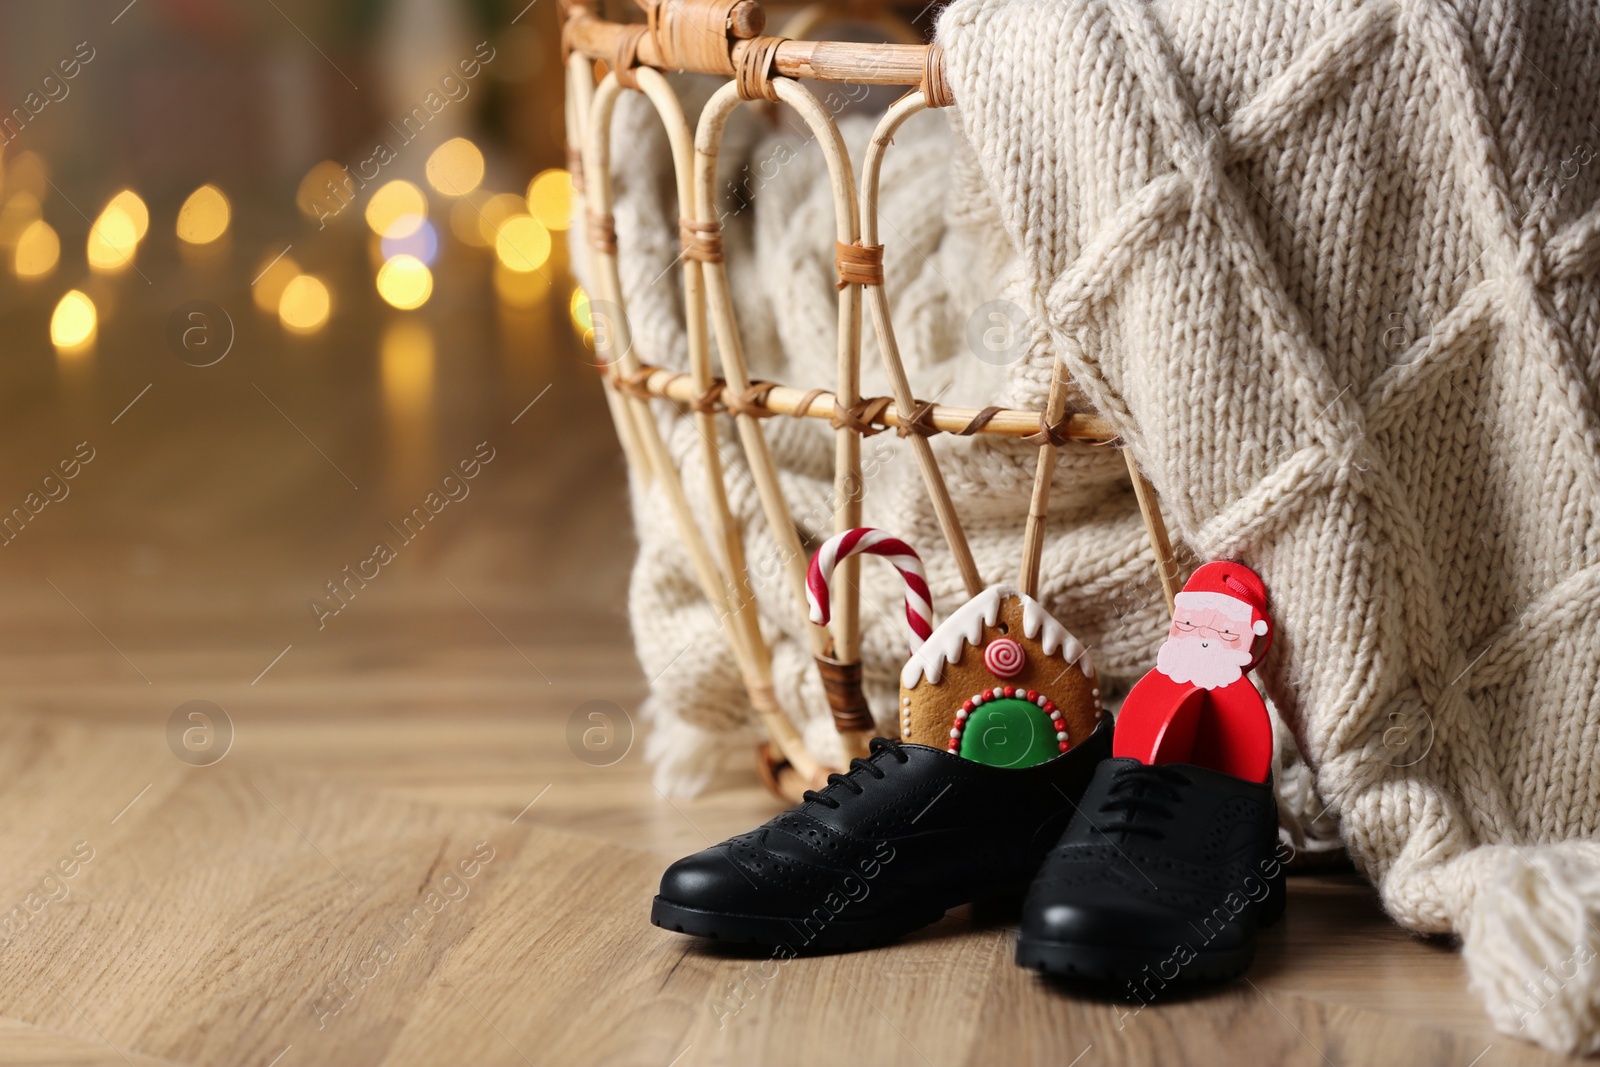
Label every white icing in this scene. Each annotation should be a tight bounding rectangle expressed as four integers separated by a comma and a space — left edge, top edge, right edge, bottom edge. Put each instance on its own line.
900, 584, 1093, 689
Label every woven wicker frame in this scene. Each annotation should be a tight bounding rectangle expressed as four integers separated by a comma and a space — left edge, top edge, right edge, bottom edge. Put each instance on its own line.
563, 0, 1181, 798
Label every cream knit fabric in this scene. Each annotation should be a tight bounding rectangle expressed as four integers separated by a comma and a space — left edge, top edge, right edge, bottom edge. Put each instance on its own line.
581, 0, 1600, 1049
937, 0, 1600, 1052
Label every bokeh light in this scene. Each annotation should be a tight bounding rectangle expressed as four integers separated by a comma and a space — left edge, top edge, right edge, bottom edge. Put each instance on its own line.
526, 169, 574, 232
6, 152, 48, 199
297, 161, 352, 222
0, 193, 41, 247
425, 138, 485, 197
106, 190, 150, 242
494, 215, 551, 273
365, 181, 427, 238
474, 193, 528, 247
251, 251, 301, 314
88, 205, 141, 273
376, 254, 433, 310
176, 184, 231, 244
449, 194, 493, 248
13, 219, 59, 278
381, 219, 439, 266
570, 287, 591, 330
278, 274, 331, 333
51, 290, 97, 350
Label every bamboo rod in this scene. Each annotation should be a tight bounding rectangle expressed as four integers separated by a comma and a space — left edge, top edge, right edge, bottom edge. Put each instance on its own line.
1018, 354, 1070, 598
635, 68, 800, 773
567, 53, 652, 484
565, 11, 931, 85
626, 364, 1117, 441
859, 91, 983, 602
1125, 450, 1181, 615
585, 74, 823, 784
770, 77, 870, 761
693, 83, 829, 662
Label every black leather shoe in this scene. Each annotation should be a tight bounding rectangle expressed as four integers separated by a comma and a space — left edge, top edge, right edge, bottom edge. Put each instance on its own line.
1016, 758, 1287, 985
651, 721, 1113, 952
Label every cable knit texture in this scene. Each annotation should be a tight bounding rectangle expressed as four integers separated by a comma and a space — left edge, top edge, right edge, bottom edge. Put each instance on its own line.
937, 0, 1600, 1052
579, 0, 1600, 1048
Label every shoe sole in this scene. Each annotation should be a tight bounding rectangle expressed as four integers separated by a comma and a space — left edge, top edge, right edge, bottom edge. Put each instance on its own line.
1015, 866, 1286, 985
651, 879, 1034, 954
651, 897, 948, 952
1014, 936, 1255, 984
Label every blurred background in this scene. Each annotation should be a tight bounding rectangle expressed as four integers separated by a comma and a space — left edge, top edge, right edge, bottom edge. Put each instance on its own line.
0, 0, 701, 840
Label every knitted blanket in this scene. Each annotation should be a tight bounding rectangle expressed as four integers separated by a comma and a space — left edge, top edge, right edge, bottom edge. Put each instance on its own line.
938, 0, 1600, 1052
585, 0, 1600, 1051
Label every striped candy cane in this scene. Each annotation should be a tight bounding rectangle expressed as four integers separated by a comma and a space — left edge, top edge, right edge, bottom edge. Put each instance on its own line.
807, 528, 933, 649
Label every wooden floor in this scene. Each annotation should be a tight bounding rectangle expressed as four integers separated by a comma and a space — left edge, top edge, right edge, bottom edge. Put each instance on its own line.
0, 244, 1576, 1066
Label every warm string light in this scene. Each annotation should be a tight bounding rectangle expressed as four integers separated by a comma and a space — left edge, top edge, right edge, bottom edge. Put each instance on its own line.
252, 251, 302, 314
106, 190, 150, 241
570, 287, 595, 349
176, 184, 230, 245
18, 147, 574, 349
376, 254, 433, 310
14, 219, 59, 278
494, 215, 550, 274
51, 290, 97, 351
474, 193, 527, 248
425, 138, 485, 197
0, 193, 42, 247
365, 180, 427, 238
88, 206, 140, 272
279, 275, 331, 333
526, 169, 573, 232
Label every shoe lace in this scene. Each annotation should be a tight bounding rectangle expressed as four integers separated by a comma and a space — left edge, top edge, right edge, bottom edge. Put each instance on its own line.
1092, 763, 1189, 841
802, 738, 910, 810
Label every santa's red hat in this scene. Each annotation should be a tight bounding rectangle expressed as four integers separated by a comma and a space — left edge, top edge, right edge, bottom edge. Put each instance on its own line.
1174, 561, 1270, 638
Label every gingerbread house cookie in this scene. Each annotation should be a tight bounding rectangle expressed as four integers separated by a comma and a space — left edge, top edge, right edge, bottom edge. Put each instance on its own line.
899, 585, 1101, 767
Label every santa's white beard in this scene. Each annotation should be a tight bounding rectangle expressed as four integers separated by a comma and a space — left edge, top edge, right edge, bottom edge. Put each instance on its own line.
1155, 638, 1254, 690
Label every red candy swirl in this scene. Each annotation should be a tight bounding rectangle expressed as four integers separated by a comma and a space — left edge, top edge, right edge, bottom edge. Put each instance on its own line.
983, 637, 1026, 678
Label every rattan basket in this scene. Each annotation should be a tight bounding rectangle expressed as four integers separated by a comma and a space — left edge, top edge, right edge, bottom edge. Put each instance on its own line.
562, 0, 1181, 800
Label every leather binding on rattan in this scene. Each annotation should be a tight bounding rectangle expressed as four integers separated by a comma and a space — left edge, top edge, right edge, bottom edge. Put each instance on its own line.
648, 0, 745, 75
921, 43, 953, 108
728, 381, 779, 419
896, 399, 939, 439
835, 240, 884, 289
1022, 412, 1074, 447
830, 396, 893, 437
688, 387, 721, 414
790, 387, 827, 417
621, 368, 662, 397
735, 35, 786, 101
679, 218, 725, 263
611, 22, 648, 89
815, 657, 875, 734
612, 361, 1118, 441
954, 406, 1004, 436
586, 209, 618, 254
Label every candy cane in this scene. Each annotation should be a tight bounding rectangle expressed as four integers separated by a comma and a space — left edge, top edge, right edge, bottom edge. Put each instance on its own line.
807, 528, 933, 649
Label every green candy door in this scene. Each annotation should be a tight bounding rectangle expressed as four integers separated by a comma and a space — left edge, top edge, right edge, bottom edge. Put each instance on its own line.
957, 698, 1059, 768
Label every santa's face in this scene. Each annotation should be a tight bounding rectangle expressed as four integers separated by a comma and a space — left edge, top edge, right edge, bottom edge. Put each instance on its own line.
1168, 606, 1249, 649
1156, 607, 1254, 689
